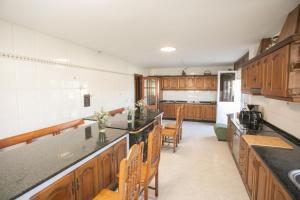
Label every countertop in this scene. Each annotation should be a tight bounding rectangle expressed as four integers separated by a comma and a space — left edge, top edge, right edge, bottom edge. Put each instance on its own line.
230, 116, 300, 200
160, 100, 216, 104
84, 109, 163, 133
0, 123, 127, 200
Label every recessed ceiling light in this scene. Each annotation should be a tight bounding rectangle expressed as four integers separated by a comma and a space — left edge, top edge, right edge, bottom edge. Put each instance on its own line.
160, 47, 176, 52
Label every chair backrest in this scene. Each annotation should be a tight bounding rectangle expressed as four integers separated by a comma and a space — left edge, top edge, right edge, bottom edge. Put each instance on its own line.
175, 106, 181, 126
144, 125, 162, 181
180, 105, 184, 124
119, 142, 144, 200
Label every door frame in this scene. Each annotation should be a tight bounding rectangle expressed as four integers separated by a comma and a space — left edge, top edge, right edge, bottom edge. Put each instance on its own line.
134, 74, 143, 103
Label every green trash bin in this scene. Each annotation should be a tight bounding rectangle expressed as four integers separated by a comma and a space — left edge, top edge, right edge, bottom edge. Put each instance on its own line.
213, 123, 228, 141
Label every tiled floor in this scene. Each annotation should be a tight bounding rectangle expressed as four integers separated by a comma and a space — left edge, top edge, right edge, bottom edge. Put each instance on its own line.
146, 120, 249, 200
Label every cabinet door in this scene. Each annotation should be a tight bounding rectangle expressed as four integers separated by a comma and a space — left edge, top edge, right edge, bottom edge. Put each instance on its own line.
239, 137, 249, 183
203, 105, 213, 121
193, 104, 203, 120
254, 61, 263, 88
75, 159, 98, 200
162, 77, 170, 89
211, 105, 216, 121
184, 104, 194, 119
178, 77, 186, 89
247, 149, 255, 199
255, 160, 269, 200
195, 77, 204, 90
170, 77, 178, 89
31, 173, 75, 200
268, 175, 293, 200
262, 56, 272, 95
97, 147, 115, 191
227, 119, 234, 151
113, 139, 127, 179
270, 46, 289, 97
241, 66, 248, 92
185, 77, 195, 89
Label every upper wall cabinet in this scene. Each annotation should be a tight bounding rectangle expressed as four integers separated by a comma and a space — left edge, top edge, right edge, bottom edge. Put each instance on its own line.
160, 75, 217, 91
241, 35, 300, 102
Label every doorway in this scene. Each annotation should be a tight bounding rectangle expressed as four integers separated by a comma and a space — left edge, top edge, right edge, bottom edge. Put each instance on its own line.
134, 74, 143, 103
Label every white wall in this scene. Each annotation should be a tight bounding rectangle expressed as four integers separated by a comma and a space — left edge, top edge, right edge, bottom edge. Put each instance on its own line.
0, 20, 146, 139
163, 91, 217, 102
149, 66, 233, 76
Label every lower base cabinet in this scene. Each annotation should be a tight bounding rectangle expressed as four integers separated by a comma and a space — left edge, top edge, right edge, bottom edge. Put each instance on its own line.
239, 138, 292, 200
31, 139, 127, 200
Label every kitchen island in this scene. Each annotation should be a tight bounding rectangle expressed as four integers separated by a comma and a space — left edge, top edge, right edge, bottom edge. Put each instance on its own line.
0, 123, 128, 200
85, 108, 163, 160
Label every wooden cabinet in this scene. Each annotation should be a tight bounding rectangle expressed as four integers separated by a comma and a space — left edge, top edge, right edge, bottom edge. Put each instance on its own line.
97, 147, 115, 190
202, 105, 216, 121
195, 76, 204, 89
269, 46, 289, 97
185, 77, 195, 89
262, 55, 272, 95
160, 103, 175, 118
203, 76, 217, 90
178, 77, 186, 89
239, 140, 293, 200
169, 77, 178, 89
241, 66, 248, 92
250, 61, 262, 89
239, 137, 248, 183
184, 104, 194, 120
162, 77, 171, 89
75, 159, 98, 200
193, 104, 204, 120
32, 139, 127, 200
31, 173, 75, 200
268, 174, 293, 200
227, 118, 234, 151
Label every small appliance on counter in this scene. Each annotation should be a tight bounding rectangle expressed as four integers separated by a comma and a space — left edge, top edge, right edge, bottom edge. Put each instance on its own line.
239, 104, 263, 132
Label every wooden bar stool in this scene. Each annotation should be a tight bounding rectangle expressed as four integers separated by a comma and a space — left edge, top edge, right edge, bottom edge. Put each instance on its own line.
161, 107, 181, 153
140, 125, 162, 200
93, 142, 144, 200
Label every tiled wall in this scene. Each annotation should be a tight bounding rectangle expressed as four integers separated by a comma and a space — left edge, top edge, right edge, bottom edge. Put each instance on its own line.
0, 20, 145, 139
244, 95, 300, 139
163, 90, 217, 102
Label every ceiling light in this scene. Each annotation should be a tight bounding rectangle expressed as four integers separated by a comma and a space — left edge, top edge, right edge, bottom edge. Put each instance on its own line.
160, 47, 176, 52
54, 58, 69, 63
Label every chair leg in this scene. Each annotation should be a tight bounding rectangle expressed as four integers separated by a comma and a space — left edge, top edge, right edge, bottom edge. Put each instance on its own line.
162, 136, 164, 146
155, 171, 159, 197
180, 127, 182, 140
144, 183, 148, 200
173, 135, 176, 153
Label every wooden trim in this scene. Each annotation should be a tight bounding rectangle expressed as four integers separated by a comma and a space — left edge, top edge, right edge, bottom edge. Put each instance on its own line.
109, 108, 125, 116
0, 119, 84, 149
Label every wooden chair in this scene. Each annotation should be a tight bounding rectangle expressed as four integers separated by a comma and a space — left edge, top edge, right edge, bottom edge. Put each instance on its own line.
161, 107, 181, 153
140, 125, 162, 200
165, 105, 184, 141
93, 142, 144, 200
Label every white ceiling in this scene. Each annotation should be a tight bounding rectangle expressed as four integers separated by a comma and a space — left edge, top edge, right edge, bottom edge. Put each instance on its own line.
0, 0, 299, 67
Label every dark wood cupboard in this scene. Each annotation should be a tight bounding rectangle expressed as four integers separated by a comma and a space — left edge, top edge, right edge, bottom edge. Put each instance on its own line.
160, 76, 217, 91
160, 103, 216, 121
31, 173, 75, 200
31, 139, 127, 200
97, 147, 115, 190
241, 37, 300, 102
235, 134, 293, 200
75, 159, 98, 200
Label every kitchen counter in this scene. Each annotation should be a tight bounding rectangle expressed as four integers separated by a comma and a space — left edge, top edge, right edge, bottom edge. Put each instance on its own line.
0, 123, 128, 200
229, 116, 300, 200
85, 109, 163, 133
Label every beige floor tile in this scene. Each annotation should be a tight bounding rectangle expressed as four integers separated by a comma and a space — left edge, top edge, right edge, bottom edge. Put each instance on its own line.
144, 121, 249, 200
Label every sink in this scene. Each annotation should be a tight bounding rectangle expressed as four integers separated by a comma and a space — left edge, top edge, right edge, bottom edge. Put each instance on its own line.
289, 169, 300, 190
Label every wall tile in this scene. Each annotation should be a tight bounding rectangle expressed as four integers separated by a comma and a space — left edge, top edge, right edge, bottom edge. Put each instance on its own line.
0, 58, 16, 89
16, 60, 37, 89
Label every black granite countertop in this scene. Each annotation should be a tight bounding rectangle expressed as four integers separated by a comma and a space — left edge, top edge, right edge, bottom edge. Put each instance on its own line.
84, 109, 163, 133
0, 124, 127, 200
229, 115, 300, 199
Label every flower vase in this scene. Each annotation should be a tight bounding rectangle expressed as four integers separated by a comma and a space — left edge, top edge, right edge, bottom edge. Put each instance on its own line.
98, 122, 106, 132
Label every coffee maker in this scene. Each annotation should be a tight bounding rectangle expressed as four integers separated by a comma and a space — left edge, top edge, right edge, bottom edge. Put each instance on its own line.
239, 104, 263, 131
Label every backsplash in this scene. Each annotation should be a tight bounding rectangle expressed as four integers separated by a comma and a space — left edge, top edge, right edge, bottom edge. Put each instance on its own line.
163, 90, 217, 102
244, 94, 300, 140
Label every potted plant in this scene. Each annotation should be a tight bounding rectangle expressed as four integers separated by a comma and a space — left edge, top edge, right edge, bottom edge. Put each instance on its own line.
95, 110, 109, 132
136, 98, 146, 113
